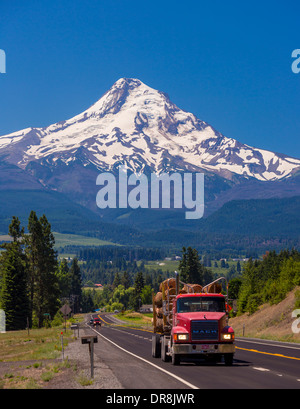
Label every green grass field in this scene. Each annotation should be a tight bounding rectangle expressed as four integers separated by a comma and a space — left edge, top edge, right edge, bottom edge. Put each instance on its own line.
141, 258, 244, 280
53, 232, 120, 248
0, 232, 120, 249
142, 259, 180, 273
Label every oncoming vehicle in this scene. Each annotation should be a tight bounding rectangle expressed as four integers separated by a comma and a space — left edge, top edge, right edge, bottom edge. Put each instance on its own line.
93, 317, 101, 327
152, 274, 235, 366
177, 296, 226, 314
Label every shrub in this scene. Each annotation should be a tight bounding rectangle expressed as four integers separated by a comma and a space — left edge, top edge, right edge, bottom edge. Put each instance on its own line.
246, 293, 262, 314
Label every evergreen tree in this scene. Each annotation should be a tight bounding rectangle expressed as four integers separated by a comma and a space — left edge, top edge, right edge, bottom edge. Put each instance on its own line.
56, 258, 71, 299
0, 217, 29, 330
134, 271, 144, 295
26, 211, 59, 327
112, 271, 121, 289
179, 247, 204, 284
82, 289, 94, 313
131, 271, 144, 310
69, 258, 82, 314
121, 271, 131, 289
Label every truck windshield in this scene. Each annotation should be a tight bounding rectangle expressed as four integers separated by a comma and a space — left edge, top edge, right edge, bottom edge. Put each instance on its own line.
177, 297, 225, 313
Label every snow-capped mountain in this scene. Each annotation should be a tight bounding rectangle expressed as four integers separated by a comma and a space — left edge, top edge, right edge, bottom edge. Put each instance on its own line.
1, 77, 300, 182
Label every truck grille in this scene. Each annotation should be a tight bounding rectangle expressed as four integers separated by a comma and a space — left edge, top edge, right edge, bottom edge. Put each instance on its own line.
191, 320, 219, 341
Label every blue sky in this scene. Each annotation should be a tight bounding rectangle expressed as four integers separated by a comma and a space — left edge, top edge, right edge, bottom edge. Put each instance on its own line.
1, 0, 300, 157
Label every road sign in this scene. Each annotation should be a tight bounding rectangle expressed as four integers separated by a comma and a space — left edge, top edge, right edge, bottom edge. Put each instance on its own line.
60, 304, 72, 316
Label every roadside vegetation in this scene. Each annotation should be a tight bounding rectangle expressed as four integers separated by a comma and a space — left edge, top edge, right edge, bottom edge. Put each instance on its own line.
0, 213, 83, 331
0, 315, 83, 389
228, 249, 300, 316
113, 311, 153, 330
0, 314, 83, 362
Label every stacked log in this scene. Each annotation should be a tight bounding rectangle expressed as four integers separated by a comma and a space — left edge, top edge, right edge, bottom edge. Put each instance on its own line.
153, 290, 163, 332
182, 283, 202, 294
154, 292, 163, 307
153, 279, 177, 332
166, 287, 177, 297
203, 282, 222, 293
159, 278, 176, 292
155, 306, 163, 318
155, 317, 164, 332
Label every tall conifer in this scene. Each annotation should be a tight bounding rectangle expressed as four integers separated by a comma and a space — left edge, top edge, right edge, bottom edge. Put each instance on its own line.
0, 217, 29, 330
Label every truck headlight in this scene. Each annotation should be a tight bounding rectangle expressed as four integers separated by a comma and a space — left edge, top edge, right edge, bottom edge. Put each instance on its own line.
221, 333, 234, 341
174, 333, 189, 342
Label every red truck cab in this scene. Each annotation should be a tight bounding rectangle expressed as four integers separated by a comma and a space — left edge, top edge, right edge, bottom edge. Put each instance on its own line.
170, 293, 235, 365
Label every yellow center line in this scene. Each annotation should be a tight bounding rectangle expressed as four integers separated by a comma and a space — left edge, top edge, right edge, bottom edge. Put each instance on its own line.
236, 346, 300, 361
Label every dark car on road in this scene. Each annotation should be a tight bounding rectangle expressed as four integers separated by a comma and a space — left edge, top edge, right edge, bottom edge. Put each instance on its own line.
93, 317, 101, 327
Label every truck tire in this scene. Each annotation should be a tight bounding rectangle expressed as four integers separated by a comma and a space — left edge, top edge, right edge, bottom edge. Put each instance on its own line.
152, 334, 161, 358
161, 336, 170, 362
224, 353, 234, 366
172, 353, 180, 365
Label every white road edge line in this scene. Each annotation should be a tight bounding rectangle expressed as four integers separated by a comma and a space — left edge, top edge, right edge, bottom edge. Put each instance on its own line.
90, 327, 198, 390
236, 338, 300, 351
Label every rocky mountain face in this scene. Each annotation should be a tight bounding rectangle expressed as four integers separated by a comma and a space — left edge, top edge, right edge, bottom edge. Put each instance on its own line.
0, 78, 299, 222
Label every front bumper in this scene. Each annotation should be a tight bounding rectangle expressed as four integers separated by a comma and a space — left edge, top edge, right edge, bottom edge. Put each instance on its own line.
172, 343, 235, 355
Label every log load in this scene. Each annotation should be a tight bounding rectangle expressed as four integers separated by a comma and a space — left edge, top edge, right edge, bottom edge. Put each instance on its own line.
182, 283, 202, 293
159, 278, 176, 292
203, 282, 222, 293
155, 307, 163, 318
154, 292, 163, 307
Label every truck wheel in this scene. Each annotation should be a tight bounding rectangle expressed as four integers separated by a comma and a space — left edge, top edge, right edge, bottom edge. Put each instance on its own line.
224, 353, 234, 366
152, 334, 161, 358
172, 353, 180, 365
161, 336, 168, 361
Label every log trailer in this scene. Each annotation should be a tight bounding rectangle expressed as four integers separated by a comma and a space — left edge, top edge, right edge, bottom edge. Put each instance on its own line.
152, 273, 235, 365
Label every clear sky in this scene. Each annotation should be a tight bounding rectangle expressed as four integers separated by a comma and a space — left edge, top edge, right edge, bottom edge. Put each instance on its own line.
1, 0, 300, 157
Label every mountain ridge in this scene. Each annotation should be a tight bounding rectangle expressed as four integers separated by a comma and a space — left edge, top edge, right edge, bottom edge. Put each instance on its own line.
1, 77, 299, 182
0, 77, 299, 235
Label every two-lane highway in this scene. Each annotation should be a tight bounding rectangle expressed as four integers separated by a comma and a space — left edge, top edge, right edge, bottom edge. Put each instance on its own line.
88, 313, 300, 389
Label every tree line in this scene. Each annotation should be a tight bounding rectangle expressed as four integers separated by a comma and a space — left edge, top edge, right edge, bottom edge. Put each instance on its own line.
82, 246, 215, 312
0, 212, 82, 331
228, 249, 300, 315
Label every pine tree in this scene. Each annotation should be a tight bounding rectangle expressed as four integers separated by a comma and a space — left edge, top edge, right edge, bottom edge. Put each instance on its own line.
179, 246, 205, 284
0, 217, 29, 330
112, 271, 121, 289
69, 258, 82, 314
56, 258, 71, 299
26, 211, 59, 327
131, 271, 144, 310
121, 271, 131, 289
134, 271, 144, 295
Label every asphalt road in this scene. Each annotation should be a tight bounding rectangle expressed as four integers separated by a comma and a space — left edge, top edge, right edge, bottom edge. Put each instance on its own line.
88, 313, 300, 389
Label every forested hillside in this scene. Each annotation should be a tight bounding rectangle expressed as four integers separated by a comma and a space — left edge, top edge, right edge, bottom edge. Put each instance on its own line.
229, 249, 300, 315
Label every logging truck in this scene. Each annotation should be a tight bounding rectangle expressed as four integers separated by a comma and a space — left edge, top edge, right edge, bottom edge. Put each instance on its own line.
152, 273, 235, 365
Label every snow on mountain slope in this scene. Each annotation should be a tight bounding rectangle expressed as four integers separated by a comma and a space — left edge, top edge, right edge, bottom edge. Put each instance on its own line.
0, 78, 299, 181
